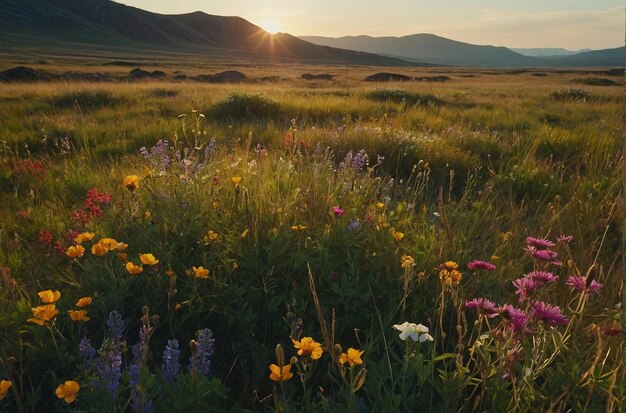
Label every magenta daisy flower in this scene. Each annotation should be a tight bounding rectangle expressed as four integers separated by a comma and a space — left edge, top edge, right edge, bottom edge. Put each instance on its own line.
466, 298, 499, 318
526, 236, 556, 249
467, 260, 496, 271
531, 301, 569, 326
499, 304, 526, 333
528, 271, 558, 285
566, 275, 603, 295
512, 276, 539, 302
332, 206, 345, 216
557, 234, 573, 243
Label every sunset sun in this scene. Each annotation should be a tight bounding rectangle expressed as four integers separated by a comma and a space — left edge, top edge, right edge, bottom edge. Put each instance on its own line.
259, 18, 281, 34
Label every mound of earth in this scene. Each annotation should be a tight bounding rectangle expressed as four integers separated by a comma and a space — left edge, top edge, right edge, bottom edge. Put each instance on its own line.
195, 70, 247, 83
414, 75, 450, 82
0, 66, 58, 82
301, 73, 335, 80
577, 78, 618, 86
364, 72, 412, 82
129, 68, 166, 79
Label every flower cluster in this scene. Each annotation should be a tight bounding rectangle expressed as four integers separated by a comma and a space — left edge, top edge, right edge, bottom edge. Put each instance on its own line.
525, 236, 562, 266
439, 261, 462, 287
393, 322, 434, 342
28, 290, 61, 325
71, 188, 112, 225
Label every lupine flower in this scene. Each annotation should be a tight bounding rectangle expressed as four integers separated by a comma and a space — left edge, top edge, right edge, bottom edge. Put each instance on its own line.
66, 245, 85, 258
38, 289, 61, 304
74, 232, 96, 244
531, 301, 569, 326
162, 339, 181, 382
339, 348, 364, 366
106, 311, 125, 342
465, 298, 499, 318
96, 311, 125, 396
55, 381, 80, 404
68, 310, 90, 322
79, 337, 96, 362
347, 220, 361, 231
292, 337, 323, 360
76, 297, 92, 307
126, 262, 143, 275
566, 276, 603, 295
393, 322, 434, 342
332, 206, 345, 216
123, 175, 139, 191
467, 260, 496, 271
189, 329, 214, 376
139, 253, 159, 266
557, 234, 573, 243
512, 276, 539, 302
192, 266, 209, 279
28, 304, 59, 325
0, 380, 12, 400
269, 364, 293, 381
499, 304, 526, 333
526, 237, 555, 249
130, 324, 154, 413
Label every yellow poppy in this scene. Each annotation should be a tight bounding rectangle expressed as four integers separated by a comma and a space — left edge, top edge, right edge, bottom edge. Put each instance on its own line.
123, 175, 139, 191
0, 380, 12, 400
68, 310, 90, 322
66, 245, 85, 258
391, 231, 405, 243
231, 176, 242, 185
38, 289, 61, 304
28, 304, 59, 325
55, 380, 80, 404
74, 232, 95, 244
126, 262, 143, 275
139, 253, 159, 266
75, 297, 92, 307
269, 364, 293, 381
192, 266, 209, 279
91, 242, 109, 256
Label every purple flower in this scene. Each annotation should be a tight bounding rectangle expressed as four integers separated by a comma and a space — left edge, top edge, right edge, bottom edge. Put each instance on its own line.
467, 260, 496, 271
466, 298, 499, 318
566, 276, 603, 295
512, 276, 539, 302
332, 206, 345, 216
79, 337, 96, 361
528, 271, 558, 285
130, 324, 154, 412
499, 304, 526, 333
530, 249, 558, 262
557, 234, 573, 243
526, 237, 556, 249
106, 310, 125, 343
531, 301, 569, 326
96, 339, 122, 396
347, 220, 361, 231
162, 339, 181, 382
189, 328, 214, 376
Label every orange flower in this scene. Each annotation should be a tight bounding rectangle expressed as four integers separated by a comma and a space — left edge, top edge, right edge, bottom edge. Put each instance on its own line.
76, 297, 92, 307
292, 337, 323, 360
66, 245, 85, 258
231, 176, 242, 185
74, 232, 95, 244
28, 304, 59, 325
391, 230, 405, 243
139, 253, 159, 266
192, 266, 209, 279
99, 238, 120, 250
126, 262, 143, 275
38, 289, 61, 304
91, 242, 109, 256
0, 380, 12, 400
123, 175, 139, 191
55, 380, 80, 404
339, 348, 364, 367
68, 310, 90, 322
165, 269, 175, 277
269, 364, 293, 381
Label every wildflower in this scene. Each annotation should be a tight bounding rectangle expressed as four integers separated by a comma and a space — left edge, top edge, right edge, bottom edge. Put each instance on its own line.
206, 230, 219, 241
189, 328, 214, 376
91, 242, 109, 256
38, 289, 61, 303
393, 322, 434, 342
123, 175, 139, 191
557, 234, 574, 243
126, 262, 143, 275
165, 269, 175, 277
347, 220, 361, 231
28, 304, 59, 325
528, 270, 558, 285
376, 202, 385, 209
339, 348, 364, 366
526, 236, 556, 249
99, 238, 120, 250
566, 275, 603, 295
499, 304, 526, 333
332, 206, 345, 216
38, 229, 53, 245
465, 298, 499, 318
76, 297, 92, 307
291, 225, 306, 232
97, 311, 124, 396
115, 242, 128, 251
192, 266, 209, 279
55, 380, 80, 404
231, 176, 242, 185
531, 301, 569, 327
139, 253, 159, 266
530, 249, 560, 263
400, 255, 415, 269
66, 245, 85, 258
106, 310, 125, 342
240, 228, 249, 238
391, 230, 405, 243
269, 364, 293, 381
74, 232, 95, 244
68, 310, 90, 322
467, 260, 496, 271
162, 339, 181, 382
292, 337, 323, 360
0, 380, 12, 400
439, 261, 462, 287
79, 337, 96, 362
512, 276, 538, 302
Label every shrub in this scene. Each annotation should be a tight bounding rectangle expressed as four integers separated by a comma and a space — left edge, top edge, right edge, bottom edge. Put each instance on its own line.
211, 92, 281, 120
365, 89, 443, 107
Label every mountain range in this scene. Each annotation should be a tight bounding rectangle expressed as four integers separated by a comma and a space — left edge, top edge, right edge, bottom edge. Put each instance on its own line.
0, 0, 623, 68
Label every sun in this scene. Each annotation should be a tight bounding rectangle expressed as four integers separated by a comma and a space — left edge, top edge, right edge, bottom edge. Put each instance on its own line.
259, 19, 282, 34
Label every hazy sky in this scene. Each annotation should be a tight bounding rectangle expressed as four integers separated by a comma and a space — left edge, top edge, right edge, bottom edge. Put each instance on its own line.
117, 0, 624, 50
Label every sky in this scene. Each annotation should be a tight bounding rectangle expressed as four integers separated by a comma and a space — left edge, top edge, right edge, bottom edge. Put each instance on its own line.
116, 0, 624, 50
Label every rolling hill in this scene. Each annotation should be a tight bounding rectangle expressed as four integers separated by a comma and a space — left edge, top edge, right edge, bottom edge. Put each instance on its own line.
0, 0, 414, 66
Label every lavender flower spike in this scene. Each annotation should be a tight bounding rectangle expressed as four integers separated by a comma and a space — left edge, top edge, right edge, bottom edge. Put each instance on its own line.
162, 339, 181, 382
189, 328, 215, 376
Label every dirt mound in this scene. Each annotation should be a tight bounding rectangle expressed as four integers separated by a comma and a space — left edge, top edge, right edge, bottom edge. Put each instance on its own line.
195, 70, 247, 83
301, 73, 335, 80
577, 77, 619, 86
414, 75, 450, 82
129, 68, 166, 79
364, 72, 412, 82
0, 66, 57, 82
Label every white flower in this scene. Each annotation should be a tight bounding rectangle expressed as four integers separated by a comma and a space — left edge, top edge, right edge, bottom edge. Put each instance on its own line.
393, 322, 434, 342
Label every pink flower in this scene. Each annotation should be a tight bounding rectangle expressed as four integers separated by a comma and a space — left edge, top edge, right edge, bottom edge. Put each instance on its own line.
499, 304, 526, 333
557, 234, 573, 243
512, 276, 539, 302
332, 206, 345, 216
530, 249, 558, 262
566, 276, 603, 295
527, 271, 558, 285
526, 236, 556, 249
467, 260, 496, 271
466, 298, 499, 318
531, 301, 569, 326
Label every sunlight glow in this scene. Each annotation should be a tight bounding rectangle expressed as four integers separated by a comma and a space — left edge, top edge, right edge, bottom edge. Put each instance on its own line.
258, 19, 281, 34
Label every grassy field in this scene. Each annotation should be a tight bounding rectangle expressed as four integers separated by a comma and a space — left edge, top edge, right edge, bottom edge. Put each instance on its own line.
0, 67, 623, 412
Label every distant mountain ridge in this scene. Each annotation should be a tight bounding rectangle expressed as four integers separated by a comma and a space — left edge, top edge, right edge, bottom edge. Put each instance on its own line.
0, 0, 413, 66
300, 34, 624, 68
511, 48, 592, 57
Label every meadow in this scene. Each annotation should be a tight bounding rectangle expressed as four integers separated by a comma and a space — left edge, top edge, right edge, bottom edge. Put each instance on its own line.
0, 67, 623, 412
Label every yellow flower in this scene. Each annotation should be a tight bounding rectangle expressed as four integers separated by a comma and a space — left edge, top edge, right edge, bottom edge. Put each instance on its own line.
99, 238, 120, 250
391, 231, 405, 243
91, 242, 109, 256
292, 337, 323, 360
192, 266, 209, 279
28, 304, 59, 325
126, 262, 143, 275
116, 242, 128, 251
144, 210, 151, 221
443, 261, 458, 270
38, 289, 61, 304
231, 176, 242, 185
123, 175, 139, 191
232, 261, 238, 270
139, 253, 159, 266
439, 261, 462, 287
291, 225, 307, 232
55, 380, 80, 404
66, 245, 85, 258
269, 364, 293, 381
165, 269, 175, 277
76, 297, 92, 307
68, 310, 90, 322
118, 253, 128, 262
207, 230, 219, 241
74, 232, 95, 244
339, 348, 364, 367
400, 255, 415, 269
0, 380, 12, 400
376, 202, 385, 209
